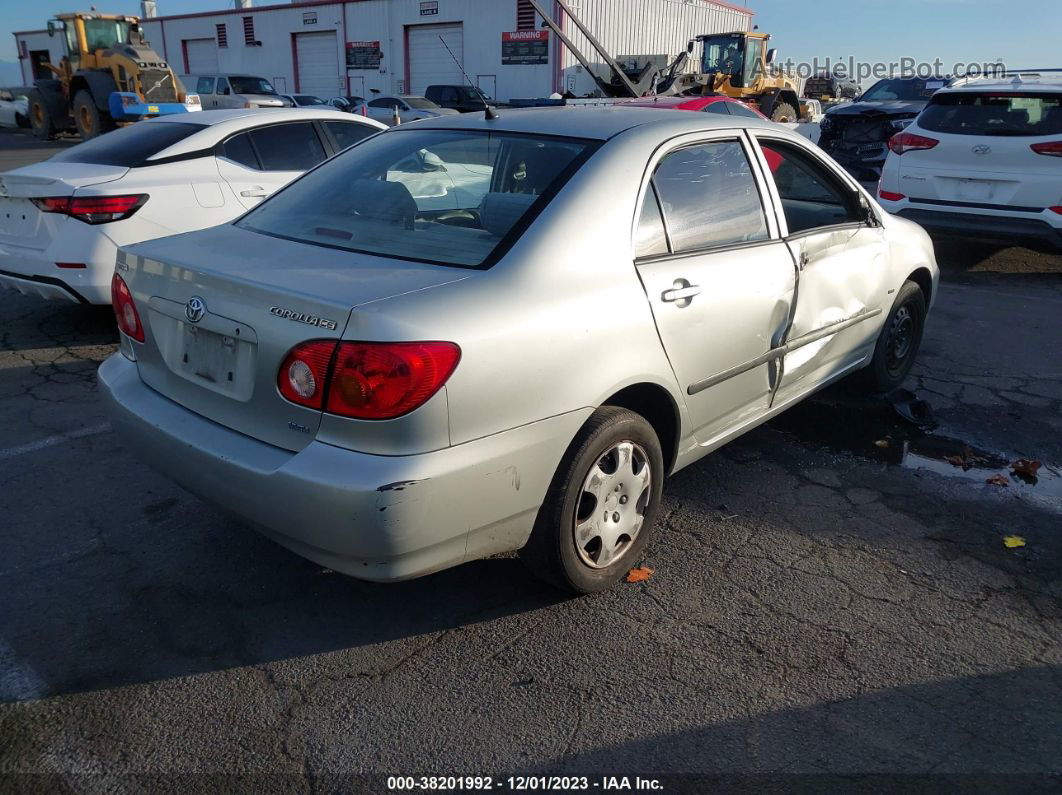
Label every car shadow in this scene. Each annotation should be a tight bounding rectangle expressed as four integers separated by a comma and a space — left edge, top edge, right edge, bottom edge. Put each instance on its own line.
514, 665, 1062, 777
0, 294, 117, 352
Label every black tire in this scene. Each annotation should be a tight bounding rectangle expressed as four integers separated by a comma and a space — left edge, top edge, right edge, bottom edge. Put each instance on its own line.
520, 407, 664, 594
856, 280, 927, 394
770, 101, 798, 123
72, 90, 113, 140
27, 90, 56, 140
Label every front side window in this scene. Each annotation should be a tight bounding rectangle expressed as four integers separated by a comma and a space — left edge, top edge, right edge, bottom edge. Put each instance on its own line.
919, 92, 1062, 136
742, 38, 764, 88
196, 76, 215, 94
759, 140, 860, 234
238, 130, 596, 268
650, 140, 768, 253
216, 78, 230, 95
248, 122, 327, 171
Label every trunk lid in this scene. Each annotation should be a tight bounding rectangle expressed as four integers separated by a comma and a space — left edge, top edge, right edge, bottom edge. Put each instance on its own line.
122, 224, 470, 452
0, 164, 127, 250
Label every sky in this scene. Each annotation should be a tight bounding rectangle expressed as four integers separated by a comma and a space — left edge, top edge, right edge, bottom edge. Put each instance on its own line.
1, 0, 1058, 79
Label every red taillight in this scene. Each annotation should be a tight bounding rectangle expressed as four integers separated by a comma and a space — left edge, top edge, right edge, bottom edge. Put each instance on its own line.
887, 132, 939, 155
276, 340, 461, 420
1050, 207, 1062, 215
32, 194, 147, 224
1031, 141, 1062, 158
277, 341, 336, 410
111, 273, 144, 342
878, 190, 906, 202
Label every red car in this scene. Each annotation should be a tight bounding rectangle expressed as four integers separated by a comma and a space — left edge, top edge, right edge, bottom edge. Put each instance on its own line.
614, 95, 770, 121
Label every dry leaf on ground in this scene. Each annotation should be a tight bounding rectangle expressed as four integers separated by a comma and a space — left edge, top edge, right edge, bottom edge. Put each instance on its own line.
626, 567, 654, 583
1003, 535, 1027, 549
986, 474, 1010, 487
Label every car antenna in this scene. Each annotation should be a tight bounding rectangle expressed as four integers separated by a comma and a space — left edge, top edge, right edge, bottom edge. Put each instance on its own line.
438, 35, 499, 120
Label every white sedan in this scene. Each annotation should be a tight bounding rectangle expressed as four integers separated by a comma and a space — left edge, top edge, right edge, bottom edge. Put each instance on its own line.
0, 89, 29, 128
364, 95, 459, 126
0, 108, 385, 304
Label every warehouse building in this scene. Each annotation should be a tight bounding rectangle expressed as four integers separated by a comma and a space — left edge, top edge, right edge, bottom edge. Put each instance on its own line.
13, 0, 753, 101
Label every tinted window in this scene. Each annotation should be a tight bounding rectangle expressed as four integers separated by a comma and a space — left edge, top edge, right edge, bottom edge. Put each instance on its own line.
196, 76, 215, 94
702, 102, 731, 115
919, 92, 1062, 136
404, 97, 437, 109
652, 140, 768, 252
368, 97, 394, 108
216, 78, 230, 95
230, 76, 276, 94
220, 131, 259, 169
726, 101, 762, 119
759, 140, 860, 234
634, 185, 669, 258
294, 95, 326, 105
249, 123, 327, 171
324, 121, 377, 151
238, 130, 595, 268
49, 122, 203, 166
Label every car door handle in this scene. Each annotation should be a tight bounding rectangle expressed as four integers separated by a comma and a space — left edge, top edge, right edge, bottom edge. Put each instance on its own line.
240, 187, 268, 198
661, 284, 702, 303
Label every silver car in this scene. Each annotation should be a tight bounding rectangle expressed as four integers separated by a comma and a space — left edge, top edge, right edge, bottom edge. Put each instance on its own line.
99, 107, 939, 593
188, 75, 290, 109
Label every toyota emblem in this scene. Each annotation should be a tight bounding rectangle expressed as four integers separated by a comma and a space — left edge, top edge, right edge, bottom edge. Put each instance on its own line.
971, 145, 992, 155
185, 296, 206, 323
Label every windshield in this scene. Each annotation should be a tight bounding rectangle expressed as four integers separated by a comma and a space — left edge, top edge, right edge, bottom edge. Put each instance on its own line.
701, 35, 744, 77
919, 92, 1062, 137
238, 129, 597, 268
860, 78, 946, 102
48, 122, 202, 166
82, 19, 131, 51
230, 76, 277, 95
403, 96, 439, 110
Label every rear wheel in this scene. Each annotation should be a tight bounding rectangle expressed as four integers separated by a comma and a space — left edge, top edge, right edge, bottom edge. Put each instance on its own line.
520, 407, 664, 594
770, 102, 798, 123
28, 90, 55, 140
856, 280, 927, 394
73, 90, 113, 140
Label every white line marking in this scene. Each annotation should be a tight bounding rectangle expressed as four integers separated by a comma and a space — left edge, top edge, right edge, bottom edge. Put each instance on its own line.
0, 422, 110, 461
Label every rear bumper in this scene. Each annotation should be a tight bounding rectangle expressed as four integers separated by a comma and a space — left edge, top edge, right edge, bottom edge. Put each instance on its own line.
891, 207, 1062, 251
0, 228, 118, 305
98, 353, 589, 581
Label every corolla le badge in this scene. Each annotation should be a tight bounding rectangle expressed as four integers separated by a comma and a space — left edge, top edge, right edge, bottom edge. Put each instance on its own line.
185, 296, 207, 323
270, 306, 338, 331
972, 145, 992, 155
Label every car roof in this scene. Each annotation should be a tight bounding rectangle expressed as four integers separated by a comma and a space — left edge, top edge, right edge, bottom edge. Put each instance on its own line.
613, 96, 728, 108
941, 75, 1062, 93
400, 105, 779, 140
143, 108, 386, 159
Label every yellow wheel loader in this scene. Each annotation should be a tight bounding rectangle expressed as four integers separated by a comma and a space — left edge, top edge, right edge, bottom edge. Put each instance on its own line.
26, 12, 199, 141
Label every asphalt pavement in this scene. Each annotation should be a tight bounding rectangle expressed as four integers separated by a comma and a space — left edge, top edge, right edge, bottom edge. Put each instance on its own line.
1, 128, 1060, 790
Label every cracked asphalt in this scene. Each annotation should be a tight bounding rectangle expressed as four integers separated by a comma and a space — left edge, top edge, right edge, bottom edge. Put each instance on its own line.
1, 130, 1061, 789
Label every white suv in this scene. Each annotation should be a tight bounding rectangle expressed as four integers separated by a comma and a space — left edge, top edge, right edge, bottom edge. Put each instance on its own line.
877, 74, 1062, 250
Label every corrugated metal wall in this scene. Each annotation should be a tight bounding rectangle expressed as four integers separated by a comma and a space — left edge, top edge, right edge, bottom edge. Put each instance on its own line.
558, 0, 752, 95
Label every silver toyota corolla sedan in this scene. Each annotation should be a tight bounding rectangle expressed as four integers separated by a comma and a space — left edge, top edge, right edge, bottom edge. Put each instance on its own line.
99, 107, 939, 593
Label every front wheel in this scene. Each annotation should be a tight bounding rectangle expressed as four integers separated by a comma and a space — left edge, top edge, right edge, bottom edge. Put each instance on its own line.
27, 90, 55, 140
856, 280, 927, 394
520, 407, 664, 594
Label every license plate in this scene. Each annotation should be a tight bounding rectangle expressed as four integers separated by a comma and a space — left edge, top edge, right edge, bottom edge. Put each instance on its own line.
148, 105, 159, 113
182, 324, 239, 385
954, 179, 993, 202
0, 197, 39, 239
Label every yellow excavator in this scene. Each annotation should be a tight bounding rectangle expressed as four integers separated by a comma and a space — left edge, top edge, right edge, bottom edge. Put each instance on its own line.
27, 11, 199, 140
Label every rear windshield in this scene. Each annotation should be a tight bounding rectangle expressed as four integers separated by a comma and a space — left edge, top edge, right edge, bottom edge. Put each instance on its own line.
919, 92, 1062, 136
860, 78, 946, 102
238, 129, 597, 268
48, 122, 203, 166
403, 97, 438, 109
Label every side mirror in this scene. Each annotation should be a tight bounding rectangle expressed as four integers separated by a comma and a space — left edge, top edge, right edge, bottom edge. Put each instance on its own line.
859, 195, 880, 226
766, 48, 778, 65
685, 40, 695, 55
47, 20, 63, 37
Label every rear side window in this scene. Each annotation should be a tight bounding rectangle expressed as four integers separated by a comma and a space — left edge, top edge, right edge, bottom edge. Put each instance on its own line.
220, 131, 259, 169
248, 122, 327, 171
324, 120, 377, 151
49, 122, 203, 166
634, 185, 669, 258
651, 140, 768, 253
919, 92, 1062, 136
